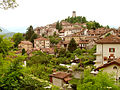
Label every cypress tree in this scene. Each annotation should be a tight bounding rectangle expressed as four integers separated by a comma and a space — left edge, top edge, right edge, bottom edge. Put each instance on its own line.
68, 38, 77, 53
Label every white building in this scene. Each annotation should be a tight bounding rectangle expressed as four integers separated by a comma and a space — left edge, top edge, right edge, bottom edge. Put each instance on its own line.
34, 37, 50, 49
94, 35, 120, 67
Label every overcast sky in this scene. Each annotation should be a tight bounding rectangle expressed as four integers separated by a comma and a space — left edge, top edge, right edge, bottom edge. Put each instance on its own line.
0, 0, 120, 33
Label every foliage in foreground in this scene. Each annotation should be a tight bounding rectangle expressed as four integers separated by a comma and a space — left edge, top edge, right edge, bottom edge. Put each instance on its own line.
70, 69, 119, 90
0, 55, 48, 90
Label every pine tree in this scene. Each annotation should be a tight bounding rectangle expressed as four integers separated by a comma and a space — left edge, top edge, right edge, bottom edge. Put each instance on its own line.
56, 21, 62, 32
25, 25, 34, 40
59, 23, 62, 31
68, 38, 77, 53
56, 21, 59, 30
25, 25, 38, 45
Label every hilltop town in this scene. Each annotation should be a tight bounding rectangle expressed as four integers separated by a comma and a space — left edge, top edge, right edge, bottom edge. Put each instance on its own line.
1, 11, 120, 89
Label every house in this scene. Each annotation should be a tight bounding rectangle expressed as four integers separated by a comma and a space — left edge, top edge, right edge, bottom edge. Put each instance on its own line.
64, 34, 80, 43
49, 72, 72, 87
56, 41, 69, 50
78, 39, 89, 49
34, 37, 50, 49
18, 41, 33, 51
94, 35, 120, 67
59, 27, 82, 39
59, 28, 72, 38
99, 29, 116, 38
61, 21, 73, 29
34, 27, 47, 36
94, 59, 120, 80
41, 48, 54, 55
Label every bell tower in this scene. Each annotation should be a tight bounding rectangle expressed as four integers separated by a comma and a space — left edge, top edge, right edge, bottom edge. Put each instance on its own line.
72, 11, 76, 17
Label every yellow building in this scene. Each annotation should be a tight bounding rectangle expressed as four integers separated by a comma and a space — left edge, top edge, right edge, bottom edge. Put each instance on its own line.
64, 34, 80, 44
18, 41, 33, 51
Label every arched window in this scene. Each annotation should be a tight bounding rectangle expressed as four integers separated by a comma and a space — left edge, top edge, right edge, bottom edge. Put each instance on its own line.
113, 66, 117, 69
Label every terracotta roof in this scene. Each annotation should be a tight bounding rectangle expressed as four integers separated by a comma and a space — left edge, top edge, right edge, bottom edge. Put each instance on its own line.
61, 21, 71, 26
96, 35, 120, 44
63, 41, 70, 44
41, 48, 54, 54
34, 37, 49, 41
59, 29, 65, 33
65, 34, 80, 37
49, 72, 71, 79
94, 59, 120, 71
20, 41, 32, 45
79, 40, 89, 44
64, 77, 72, 82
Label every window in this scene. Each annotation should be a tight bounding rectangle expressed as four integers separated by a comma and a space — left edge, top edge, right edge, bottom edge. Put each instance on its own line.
113, 66, 117, 69
109, 48, 115, 52
104, 57, 108, 60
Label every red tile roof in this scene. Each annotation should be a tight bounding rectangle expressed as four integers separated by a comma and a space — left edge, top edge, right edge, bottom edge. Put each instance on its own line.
34, 37, 49, 41
59, 29, 65, 33
65, 34, 80, 37
49, 72, 71, 79
20, 41, 32, 45
79, 40, 89, 44
41, 48, 54, 54
63, 41, 70, 44
96, 35, 120, 44
64, 77, 72, 82
94, 59, 120, 71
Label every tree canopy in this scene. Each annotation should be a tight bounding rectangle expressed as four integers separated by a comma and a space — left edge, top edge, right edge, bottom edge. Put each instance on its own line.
0, 35, 14, 55
65, 16, 87, 24
0, 0, 18, 9
70, 69, 119, 90
68, 38, 77, 53
12, 33, 24, 48
25, 25, 38, 44
56, 21, 62, 32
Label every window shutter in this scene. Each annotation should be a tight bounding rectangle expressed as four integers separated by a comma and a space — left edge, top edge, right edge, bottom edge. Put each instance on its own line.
109, 48, 111, 52
113, 48, 115, 52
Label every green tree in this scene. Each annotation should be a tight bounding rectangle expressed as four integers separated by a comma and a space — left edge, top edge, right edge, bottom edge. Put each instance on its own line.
49, 36, 61, 45
30, 33, 38, 44
56, 21, 62, 32
68, 38, 77, 53
56, 21, 60, 30
0, 56, 25, 89
0, 0, 18, 9
82, 17, 87, 23
25, 25, 34, 40
22, 48, 26, 55
73, 48, 82, 55
25, 25, 38, 44
86, 21, 102, 30
0, 35, 14, 55
105, 33, 111, 37
0, 55, 48, 89
12, 33, 24, 47
106, 25, 110, 29
59, 22, 62, 31
28, 51, 50, 66
0, 28, 2, 32
58, 48, 66, 57
70, 69, 119, 90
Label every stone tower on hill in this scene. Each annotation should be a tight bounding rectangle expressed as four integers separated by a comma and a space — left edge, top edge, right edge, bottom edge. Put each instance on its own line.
72, 11, 76, 17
